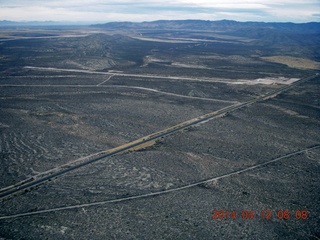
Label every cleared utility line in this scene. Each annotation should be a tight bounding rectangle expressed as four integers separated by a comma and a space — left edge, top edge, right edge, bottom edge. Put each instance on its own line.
0, 145, 318, 220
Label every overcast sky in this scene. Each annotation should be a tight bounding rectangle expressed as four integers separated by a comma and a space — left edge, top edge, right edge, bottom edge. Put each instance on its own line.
0, 0, 319, 23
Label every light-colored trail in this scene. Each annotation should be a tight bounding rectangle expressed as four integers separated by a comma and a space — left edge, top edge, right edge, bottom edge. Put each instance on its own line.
111, 85, 239, 103
96, 75, 114, 86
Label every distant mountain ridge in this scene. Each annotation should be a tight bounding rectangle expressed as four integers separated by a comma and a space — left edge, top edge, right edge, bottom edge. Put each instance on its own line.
94, 20, 320, 62
1, 19, 319, 33
93, 19, 320, 34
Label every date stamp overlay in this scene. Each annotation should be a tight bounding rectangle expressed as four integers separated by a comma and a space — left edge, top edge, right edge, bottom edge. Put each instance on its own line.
211, 209, 309, 220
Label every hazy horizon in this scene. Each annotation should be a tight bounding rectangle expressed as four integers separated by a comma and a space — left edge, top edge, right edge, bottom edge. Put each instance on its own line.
1, 18, 320, 26
0, 0, 319, 24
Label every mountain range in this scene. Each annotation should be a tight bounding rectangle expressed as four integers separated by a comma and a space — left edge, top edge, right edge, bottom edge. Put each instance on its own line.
94, 19, 320, 34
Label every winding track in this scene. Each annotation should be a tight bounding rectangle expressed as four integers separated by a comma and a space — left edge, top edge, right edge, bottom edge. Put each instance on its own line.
0, 73, 318, 200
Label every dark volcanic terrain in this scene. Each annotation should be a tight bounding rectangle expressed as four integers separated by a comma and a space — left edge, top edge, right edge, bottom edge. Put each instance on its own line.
0, 20, 319, 239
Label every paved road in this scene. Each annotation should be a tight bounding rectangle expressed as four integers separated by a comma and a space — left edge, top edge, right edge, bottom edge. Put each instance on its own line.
0, 73, 318, 200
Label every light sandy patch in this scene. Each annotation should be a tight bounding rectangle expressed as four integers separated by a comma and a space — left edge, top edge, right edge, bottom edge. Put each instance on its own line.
261, 56, 320, 70
171, 62, 210, 69
108, 70, 124, 73
232, 77, 300, 85
131, 36, 193, 43
210, 33, 254, 42
129, 140, 156, 151
141, 56, 170, 67
142, 55, 209, 69
264, 104, 309, 119
200, 54, 261, 65
132, 36, 251, 44
0, 122, 10, 128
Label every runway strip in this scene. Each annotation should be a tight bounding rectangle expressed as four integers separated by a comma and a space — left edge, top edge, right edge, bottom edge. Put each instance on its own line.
23, 66, 260, 84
